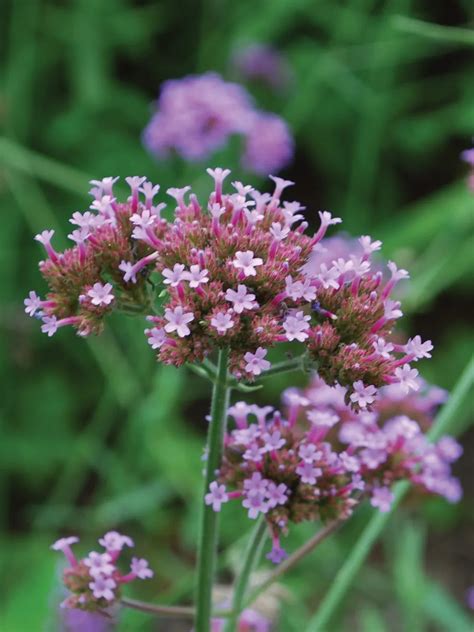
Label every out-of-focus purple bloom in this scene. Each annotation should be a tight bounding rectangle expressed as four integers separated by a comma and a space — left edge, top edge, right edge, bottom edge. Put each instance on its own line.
143, 73, 253, 161
61, 608, 115, 632
143, 72, 294, 175
232, 43, 292, 92
242, 113, 293, 175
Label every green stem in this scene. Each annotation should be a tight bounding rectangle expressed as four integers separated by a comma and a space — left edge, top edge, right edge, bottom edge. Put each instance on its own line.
259, 356, 304, 379
223, 518, 268, 632
121, 597, 196, 618
304, 357, 474, 632
195, 348, 231, 632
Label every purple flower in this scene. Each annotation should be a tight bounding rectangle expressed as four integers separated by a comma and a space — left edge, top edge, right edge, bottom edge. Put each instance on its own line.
394, 364, 420, 393
372, 337, 394, 358
51, 536, 79, 566
233, 43, 292, 90
404, 336, 433, 361
242, 113, 293, 175
205, 481, 229, 511
243, 491, 268, 519
225, 285, 257, 313
84, 551, 115, 578
296, 462, 322, 484
233, 250, 263, 277
283, 311, 311, 342
98, 531, 134, 552
89, 576, 116, 601
211, 311, 235, 335
261, 430, 286, 452
350, 381, 377, 409
266, 544, 288, 564
307, 409, 339, 427
24, 290, 43, 316
298, 443, 321, 463
146, 327, 167, 349
130, 557, 154, 579
243, 443, 265, 462
370, 487, 394, 512
164, 306, 194, 337
41, 315, 58, 337
187, 265, 209, 288
87, 283, 114, 307
162, 263, 188, 287
243, 472, 269, 495
266, 482, 288, 508
244, 348, 270, 376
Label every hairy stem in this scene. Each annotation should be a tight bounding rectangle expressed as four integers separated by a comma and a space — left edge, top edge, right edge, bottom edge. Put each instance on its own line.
195, 348, 231, 632
223, 517, 268, 632
304, 357, 474, 632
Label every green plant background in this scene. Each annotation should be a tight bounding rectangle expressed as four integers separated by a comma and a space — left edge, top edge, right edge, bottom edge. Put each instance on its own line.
1, 1, 473, 630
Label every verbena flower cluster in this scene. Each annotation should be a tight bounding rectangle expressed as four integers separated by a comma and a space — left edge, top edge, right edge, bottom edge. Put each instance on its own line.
52, 532, 153, 611
206, 377, 462, 564
27, 169, 428, 403
142, 72, 293, 174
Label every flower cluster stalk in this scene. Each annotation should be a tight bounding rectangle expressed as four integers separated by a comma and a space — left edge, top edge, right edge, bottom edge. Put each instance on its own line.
195, 348, 231, 632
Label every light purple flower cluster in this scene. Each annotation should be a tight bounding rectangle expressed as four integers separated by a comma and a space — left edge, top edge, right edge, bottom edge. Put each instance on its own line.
26, 169, 430, 405
143, 72, 293, 174
205, 377, 461, 563
51, 531, 153, 611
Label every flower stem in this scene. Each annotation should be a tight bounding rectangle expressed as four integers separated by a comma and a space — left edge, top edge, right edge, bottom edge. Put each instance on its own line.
259, 356, 304, 378
304, 356, 474, 632
223, 517, 268, 632
121, 597, 195, 618
244, 518, 342, 610
195, 347, 231, 632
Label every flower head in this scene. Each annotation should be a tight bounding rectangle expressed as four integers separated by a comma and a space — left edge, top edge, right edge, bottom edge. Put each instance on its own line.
52, 530, 152, 613
28, 170, 427, 395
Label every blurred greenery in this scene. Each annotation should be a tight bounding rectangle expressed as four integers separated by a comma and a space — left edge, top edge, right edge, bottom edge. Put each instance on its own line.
1, 0, 473, 631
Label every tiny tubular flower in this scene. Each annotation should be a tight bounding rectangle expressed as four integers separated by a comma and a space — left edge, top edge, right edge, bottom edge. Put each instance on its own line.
87, 283, 114, 307
282, 311, 311, 342
89, 576, 116, 601
164, 306, 194, 337
205, 481, 229, 511
130, 557, 154, 579
186, 265, 209, 288
233, 250, 264, 277
225, 285, 257, 313
350, 381, 377, 409
244, 347, 270, 376
84, 551, 115, 578
211, 311, 235, 335
146, 327, 167, 349
394, 364, 420, 393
